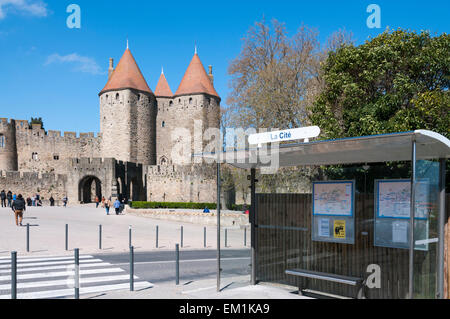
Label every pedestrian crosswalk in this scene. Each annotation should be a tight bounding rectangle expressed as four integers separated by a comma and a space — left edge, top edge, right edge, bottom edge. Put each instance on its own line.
0, 254, 153, 299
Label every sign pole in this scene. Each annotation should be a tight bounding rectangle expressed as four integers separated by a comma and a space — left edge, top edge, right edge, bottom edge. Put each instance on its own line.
216, 161, 221, 293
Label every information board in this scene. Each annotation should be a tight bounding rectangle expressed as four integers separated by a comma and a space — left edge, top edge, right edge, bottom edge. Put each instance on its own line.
374, 179, 431, 250
313, 181, 354, 217
376, 179, 429, 220
312, 181, 355, 244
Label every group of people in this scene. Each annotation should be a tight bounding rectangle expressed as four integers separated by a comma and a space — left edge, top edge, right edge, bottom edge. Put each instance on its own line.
1, 190, 42, 208
1, 190, 68, 208
95, 196, 126, 216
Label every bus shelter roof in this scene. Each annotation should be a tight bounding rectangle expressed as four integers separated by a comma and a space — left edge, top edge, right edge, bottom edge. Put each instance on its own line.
194, 130, 450, 169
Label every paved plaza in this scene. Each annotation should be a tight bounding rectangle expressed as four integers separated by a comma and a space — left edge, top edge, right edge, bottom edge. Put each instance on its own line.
0, 205, 248, 257
0, 204, 303, 299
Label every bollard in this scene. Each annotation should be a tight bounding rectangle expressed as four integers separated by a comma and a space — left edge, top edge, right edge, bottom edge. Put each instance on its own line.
74, 248, 80, 299
26, 223, 30, 252
175, 244, 180, 285
204, 227, 206, 248
65, 224, 69, 251
11, 251, 17, 299
129, 225, 132, 248
156, 225, 159, 248
180, 226, 183, 248
130, 246, 134, 291
99, 225, 102, 250
244, 227, 247, 247
225, 228, 228, 248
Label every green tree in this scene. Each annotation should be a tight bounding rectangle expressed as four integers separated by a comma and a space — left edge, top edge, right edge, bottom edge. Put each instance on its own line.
309, 29, 449, 139
309, 29, 449, 191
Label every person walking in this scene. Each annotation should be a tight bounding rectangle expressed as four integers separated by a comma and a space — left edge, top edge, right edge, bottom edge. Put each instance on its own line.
0, 190, 6, 208
105, 197, 111, 215
63, 195, 68, 208
49, 196, 55, 207
31, 195, 36, 206
113, 198, 121, 215
95, 196, 100, 208
6, 191, 12, 207
11, 194, 26, 226
12, 193, 17, 202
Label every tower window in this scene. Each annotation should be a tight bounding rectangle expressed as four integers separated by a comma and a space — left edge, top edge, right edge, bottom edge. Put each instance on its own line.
53, 155, 60, 160
169, 101, 173, 106
32, 152, 39, 161
137, 94, 141, 101
0, 135, 5, 148
162, 121, 166, 128
189, 98, 193, 104
116, 93, 120, 100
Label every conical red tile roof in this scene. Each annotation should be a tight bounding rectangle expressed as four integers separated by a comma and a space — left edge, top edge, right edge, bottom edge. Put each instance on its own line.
174, 53, 219, 98
99, 48, 152, 95
154, 71, 173, 97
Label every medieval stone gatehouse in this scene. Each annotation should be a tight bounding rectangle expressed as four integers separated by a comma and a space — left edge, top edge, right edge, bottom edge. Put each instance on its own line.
0, 45, 220, 204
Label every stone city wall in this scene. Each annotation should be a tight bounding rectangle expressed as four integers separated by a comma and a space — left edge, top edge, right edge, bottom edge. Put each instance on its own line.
0, 170, 67, 203
144, 163, 217, 203
13, 121, 102, 174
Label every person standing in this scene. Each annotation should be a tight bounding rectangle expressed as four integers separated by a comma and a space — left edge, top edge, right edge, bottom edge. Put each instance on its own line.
31, 195, 36, 206
0, 190, 6, 208
6, 191, 12, 207
113, 198, 121, 215
63, 195, 68, 208
11, 194, 26, 226
49, 196, 55, 207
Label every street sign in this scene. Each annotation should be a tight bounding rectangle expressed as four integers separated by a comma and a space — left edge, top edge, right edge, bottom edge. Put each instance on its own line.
248, 126, 320, 146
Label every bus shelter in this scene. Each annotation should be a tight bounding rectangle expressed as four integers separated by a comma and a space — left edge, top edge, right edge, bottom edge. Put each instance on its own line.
199, 130, 450, 299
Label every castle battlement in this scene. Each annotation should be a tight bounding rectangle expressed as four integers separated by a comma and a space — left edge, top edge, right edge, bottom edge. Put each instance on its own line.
0, 118, 101, 139
70, 157, 117, 167
0, 118, 16, 129
0, 170, 66, 182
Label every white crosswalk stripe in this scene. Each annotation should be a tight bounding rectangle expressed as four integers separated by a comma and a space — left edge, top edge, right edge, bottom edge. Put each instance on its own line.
0, 255, 153, 299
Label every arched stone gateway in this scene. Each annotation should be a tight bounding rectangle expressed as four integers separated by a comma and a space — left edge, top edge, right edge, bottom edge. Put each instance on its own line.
79, 175, 102, 203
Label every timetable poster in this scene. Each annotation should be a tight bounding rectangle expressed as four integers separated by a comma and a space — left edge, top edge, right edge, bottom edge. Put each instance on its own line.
376, 180, 430, 220
313, 181, 354, 217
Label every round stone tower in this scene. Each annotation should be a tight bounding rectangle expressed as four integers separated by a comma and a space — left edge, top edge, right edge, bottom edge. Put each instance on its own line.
0, 118, 18, 171
99, 47, 157, 165
170, 52, 221, 161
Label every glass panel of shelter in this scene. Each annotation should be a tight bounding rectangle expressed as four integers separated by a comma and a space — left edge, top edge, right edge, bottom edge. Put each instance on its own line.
412, 158, 440, 299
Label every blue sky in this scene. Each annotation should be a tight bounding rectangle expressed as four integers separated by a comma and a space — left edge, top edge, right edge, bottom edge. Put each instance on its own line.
0, 0, 448, 133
